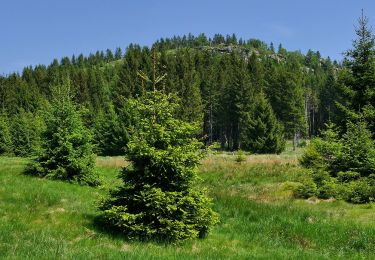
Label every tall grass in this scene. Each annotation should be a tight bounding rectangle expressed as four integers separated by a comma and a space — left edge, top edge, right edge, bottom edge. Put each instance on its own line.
0, 152, 375, 259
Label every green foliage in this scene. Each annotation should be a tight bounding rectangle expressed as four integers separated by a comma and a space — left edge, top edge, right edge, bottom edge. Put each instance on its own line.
342, 180, 374, 204
235, 150, 246, 163
317, 179, 338, 199
99, 91, 218, 241
25, 85, 99, 186
311, 170, 331, 187
300, 122, 342, 171
295, 178, 318, 199
217, 53, 254, 150
335, 13, 375, 135
299, 121, 375, 203
337, 171, 360, 183
0, 34, 340, 154
10, 110, 44, 157
93, 103, 130, 156
266, 56, 307, 138
297, 139, 307, 148
0, 113, 13, 155
340, 121, 375, 176
241, 92, 285, 154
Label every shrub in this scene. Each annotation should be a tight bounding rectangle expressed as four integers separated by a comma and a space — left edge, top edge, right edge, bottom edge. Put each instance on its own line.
368, 174, 375, 186
294, 178, 318, 199
99, 91, 218, 242
339, 121, 375, 176
343, 180, 374, 204
235, 150, 246, 163
311, 170, 331, 187
318, 179, 338, 199
25, 85, 100, 186
299, 122, 342, 171
299, 121, 375, 203
337, 171, 360, 183
297, 139, 307, 148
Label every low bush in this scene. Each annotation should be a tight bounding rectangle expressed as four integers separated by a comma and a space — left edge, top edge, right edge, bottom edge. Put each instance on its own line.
337, 171, 360, 183
298, 121, 375, 203
297, 139, 308, 148
235, 150, 246, 163
294, 178, 318, 199
342, 180, 374, 204
317, 179, 338, 199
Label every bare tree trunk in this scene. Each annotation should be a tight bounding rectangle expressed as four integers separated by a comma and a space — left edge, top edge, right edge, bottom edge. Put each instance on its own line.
220, 128, 225, 150
293, 131, 297, 151
229, 125, 233, 151
312, 107, 315, 136
237, 121, 241, 150
304, 90, 309, 137
209, 102, 213, 144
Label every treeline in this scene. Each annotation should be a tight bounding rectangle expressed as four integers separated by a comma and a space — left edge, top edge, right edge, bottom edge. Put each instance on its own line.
0, 33, 340, 156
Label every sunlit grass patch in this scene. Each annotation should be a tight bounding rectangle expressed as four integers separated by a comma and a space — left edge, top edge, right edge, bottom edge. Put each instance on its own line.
1, 150, 375, 259
95, 156, 128, 168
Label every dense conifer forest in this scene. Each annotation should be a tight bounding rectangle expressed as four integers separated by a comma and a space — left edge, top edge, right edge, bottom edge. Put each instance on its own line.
0, 33, 340, 156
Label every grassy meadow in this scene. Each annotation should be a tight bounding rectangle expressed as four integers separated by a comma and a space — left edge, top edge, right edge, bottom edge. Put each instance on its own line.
1, 144, 375, 259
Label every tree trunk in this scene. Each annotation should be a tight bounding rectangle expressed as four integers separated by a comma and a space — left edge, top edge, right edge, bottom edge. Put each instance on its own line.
209, 102, 213, 144
293, 131, 297, 151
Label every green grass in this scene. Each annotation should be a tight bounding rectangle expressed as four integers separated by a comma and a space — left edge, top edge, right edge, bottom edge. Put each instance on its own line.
1, 148, 375, 259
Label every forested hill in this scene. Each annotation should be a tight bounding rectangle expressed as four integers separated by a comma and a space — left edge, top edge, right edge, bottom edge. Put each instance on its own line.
0, 33, 339, 155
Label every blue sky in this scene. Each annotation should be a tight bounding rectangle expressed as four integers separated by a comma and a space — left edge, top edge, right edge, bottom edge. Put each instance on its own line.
1, 0, 374, 74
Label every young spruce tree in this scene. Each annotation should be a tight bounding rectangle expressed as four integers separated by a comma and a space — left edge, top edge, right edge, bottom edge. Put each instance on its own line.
25, 84, 99, 186
99, 55, 218, 241
337, 11, 375, 133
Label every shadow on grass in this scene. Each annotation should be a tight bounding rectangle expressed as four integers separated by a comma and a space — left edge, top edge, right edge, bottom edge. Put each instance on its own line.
90, 213, 204, 246
90, 214, 132, 241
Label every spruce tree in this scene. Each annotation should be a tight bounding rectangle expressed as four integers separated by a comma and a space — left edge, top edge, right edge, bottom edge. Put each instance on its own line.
299, 121, 375, 203
266, 56, 306, 143
337, 11, 375, 133
25, 84, 99, 186
0, 113, 13, 155
219, 53, 254, 150
10, 110, 44, 156
179, 70, 203, 123
93, 103, 130, 156
241, 92, 285, 154
99, 89, 218, 241
340, 121, 375, 176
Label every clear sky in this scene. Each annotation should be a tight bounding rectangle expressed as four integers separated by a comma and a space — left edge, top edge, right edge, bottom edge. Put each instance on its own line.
1, 0, 374, 74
